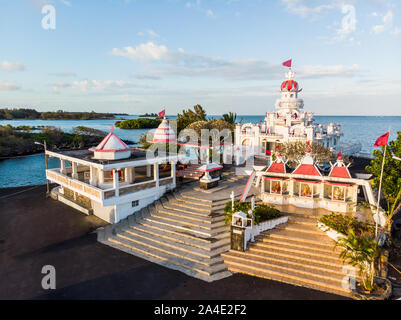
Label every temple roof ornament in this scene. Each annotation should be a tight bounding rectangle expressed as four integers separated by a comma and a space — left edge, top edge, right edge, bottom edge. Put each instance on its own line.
89, 126, 133, 160
153, 117, 176, 144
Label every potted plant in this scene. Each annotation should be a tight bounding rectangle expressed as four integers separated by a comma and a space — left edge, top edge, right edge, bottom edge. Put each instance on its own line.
335, 229, 391, 299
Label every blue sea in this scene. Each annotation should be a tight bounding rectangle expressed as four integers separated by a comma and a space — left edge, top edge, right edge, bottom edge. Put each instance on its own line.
0, 115, 400, 188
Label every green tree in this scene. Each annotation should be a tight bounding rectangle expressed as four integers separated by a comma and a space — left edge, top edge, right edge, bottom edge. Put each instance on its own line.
366, 131, 401, 210
222, 112, 237, 125
278, 141, 334, 169
176, 104, 207, 133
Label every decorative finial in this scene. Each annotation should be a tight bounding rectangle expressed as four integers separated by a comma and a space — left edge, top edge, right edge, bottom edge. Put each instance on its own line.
110, 125, 114, 132
286, 69, 296, 80
338, 151, 343, 160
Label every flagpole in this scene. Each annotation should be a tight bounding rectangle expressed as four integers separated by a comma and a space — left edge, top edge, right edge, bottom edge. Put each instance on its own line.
375, 126, 391, 239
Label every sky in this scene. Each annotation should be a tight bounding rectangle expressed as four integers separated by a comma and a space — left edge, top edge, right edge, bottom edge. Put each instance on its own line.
0, 0, 400, 116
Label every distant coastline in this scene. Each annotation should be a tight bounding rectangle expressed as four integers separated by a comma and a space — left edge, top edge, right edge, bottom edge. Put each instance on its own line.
0, 108, 127, 121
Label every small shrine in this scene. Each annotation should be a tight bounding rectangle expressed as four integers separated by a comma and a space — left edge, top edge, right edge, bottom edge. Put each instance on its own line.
261, 148, 376, 213
197, 162, 223, 190
89, 126, 134, 160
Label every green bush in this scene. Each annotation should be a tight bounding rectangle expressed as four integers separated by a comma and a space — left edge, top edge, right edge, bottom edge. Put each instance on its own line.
223, 201, 281, 225
223, 200, 251, 225
115, 118, 161, 129
253, 204, 281, 225
319, 213, 375, 236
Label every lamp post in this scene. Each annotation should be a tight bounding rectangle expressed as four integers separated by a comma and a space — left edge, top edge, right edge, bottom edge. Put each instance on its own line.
35, 141, 49, 196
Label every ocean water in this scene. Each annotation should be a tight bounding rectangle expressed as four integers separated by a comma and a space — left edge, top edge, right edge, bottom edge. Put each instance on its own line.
0, 115, 400, 188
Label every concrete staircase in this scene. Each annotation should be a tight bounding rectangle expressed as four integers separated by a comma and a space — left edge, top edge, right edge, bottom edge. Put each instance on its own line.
221, 212, 353, 297
98, 188, 238, 282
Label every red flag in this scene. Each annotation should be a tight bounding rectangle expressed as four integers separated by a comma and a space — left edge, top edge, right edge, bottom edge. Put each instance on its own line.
374, 132, 389, 147
282, 59, 292, 68
275, 145, 280, 151
158, 109, 166, 119
265, 149, 272, 156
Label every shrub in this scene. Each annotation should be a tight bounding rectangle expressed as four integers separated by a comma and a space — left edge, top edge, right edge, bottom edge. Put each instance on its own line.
223, 201, 281, 225
319, 213, 375, 237
115, 118, 161, 129
253, 204, 281, 225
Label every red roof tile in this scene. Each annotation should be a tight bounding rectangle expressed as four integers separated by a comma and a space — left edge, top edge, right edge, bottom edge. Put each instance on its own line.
293, 164, 321, 176
330, 166, 351, 178
267, 163, 285, 173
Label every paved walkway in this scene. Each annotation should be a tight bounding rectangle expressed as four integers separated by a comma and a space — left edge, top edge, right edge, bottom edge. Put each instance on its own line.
0, 185, 347, 300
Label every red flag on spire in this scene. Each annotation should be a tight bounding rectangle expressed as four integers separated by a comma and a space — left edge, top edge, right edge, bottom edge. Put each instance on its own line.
282, 59, 292, 68
374, 132, 389, 147
158, 109, 166, 119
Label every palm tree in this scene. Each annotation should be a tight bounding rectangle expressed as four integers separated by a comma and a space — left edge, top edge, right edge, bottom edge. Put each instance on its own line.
335, 229, 379, 292
222, 112, 237, 125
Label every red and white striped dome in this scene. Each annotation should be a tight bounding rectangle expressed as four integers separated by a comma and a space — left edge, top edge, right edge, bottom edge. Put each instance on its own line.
153, 118, 176, 143
89, 126, 133, 160
281, 80, 299, 92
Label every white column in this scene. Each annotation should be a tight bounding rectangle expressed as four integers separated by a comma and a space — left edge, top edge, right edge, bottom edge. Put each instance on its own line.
60, 159, 66, 175
320, 183, 324, 199
89, 166, 96, 186
126, 167, 134, 184
289, 180, 294, 196
113, 169, 119, 197
171, 162, 176, 185
154, 163, 159, 188
72, 162, 78, 180
99, 170, 104, 185
146, 165, 152, 177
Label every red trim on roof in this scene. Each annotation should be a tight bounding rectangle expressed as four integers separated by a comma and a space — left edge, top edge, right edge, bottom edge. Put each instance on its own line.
88, 148, 134, 153
325, 181, 354, 187
329, 167, 351, 178
293, 164, 321, 176
292, 178, 321, 184
263, 176, 287, 181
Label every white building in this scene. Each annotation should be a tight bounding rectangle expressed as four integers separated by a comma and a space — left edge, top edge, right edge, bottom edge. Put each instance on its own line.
46, 126, 178, 224
235, 69, 361, 157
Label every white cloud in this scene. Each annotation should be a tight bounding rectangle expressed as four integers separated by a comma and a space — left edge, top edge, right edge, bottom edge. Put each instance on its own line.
186, 0, 216, 18
113, 42, 365, 81
138, 29, 160, 38
111, 42, 168, 62
0, 61, 25, 72
281, 0, 338, 18
0, 81, 21, 91
71, 80, 136, 91
372, 10, 393, 34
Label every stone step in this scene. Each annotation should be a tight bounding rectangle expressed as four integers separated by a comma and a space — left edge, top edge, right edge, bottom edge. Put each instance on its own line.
222, 252, 347, 287
275, 224, 328, 237
247, 243, 343, 267
165, 194, 213, 212
132, 220, 231, 249
117, 227, 227, 260
114, 231, 223, 267
105, 237, 231, 282
173, 192, 214, 208
151, 208, 227, 231
225, 250, 345, 278
260, 229, 336, 248
125, 224, 231, 255
144, 211, 230, 238
256, 235, 341, 258
159, 199, 225, 222
223, 259, 351, 297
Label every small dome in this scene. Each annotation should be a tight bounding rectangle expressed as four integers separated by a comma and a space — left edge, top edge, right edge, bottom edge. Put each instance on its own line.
281, 80, 299, 92
153, 118, 176, 143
